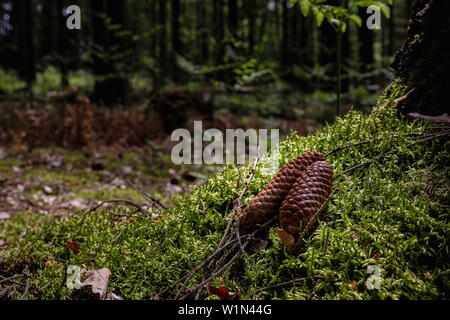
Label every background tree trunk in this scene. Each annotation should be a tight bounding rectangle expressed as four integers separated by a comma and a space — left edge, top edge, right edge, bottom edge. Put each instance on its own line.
171, 0, 182, 82
390, 0, 450, 115
14, 0, 36, 89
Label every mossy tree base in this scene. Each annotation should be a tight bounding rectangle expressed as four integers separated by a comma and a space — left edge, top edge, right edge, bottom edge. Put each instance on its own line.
387, 0, 450, 115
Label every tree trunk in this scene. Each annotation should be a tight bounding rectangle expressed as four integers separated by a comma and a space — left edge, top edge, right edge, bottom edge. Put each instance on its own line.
387, 0, 450, 115
358, 7, 374, 77
281, 0, 289, 69
159, 0, 167, 83
196, 1, 209, 63
228, 0, 238, 40
92, 0, 129, 106
213, 0, 225, 81
171, 0, 182, 82
150, 0, 156, 57
14, 0, 36, 88
247, 0, 256, 55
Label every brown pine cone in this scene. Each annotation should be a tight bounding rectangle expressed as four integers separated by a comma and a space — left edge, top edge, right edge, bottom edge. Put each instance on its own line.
238, 151, 325, 234
279, 160, 333, 236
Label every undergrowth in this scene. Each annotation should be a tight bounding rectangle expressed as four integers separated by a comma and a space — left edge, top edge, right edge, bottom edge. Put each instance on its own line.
0, 106, 448, 300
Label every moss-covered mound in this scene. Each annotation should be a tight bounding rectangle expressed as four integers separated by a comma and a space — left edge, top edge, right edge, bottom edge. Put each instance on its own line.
1, 106, 448, 300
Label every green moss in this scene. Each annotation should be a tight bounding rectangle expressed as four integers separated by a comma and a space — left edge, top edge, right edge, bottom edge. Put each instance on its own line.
1, 105, 448, 300
375, 79, 409, 109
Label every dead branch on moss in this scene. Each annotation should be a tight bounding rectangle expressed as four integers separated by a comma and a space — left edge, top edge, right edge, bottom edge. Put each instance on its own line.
180, 215, 278, 300
87, 199, 148, 217
324, 130, 444, 158
124, 179, 166, 210
339, 130, 449, 178
252, 275, 325, 295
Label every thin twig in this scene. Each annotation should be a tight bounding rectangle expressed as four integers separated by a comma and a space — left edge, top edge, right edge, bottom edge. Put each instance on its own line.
236, 164, 243, 189
124, 179, 166, 210
234, 146, 260, 257
252, 275, 324, 295
155, 233, 250, 299
323, 227, 330, 256
112, 224, 126, 243
181, 215, 277, 300
338, 130, 449, 178
88, 199, 148, 217
373, 160, 386, 177
0, 274, 23, 284
152, 230, 167, 257
200, 199, 206, 215
324, 131, 437, 157
20, 277, 30, 300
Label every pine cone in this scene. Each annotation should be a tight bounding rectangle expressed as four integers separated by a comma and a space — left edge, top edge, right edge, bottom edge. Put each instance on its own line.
279, 160, 333, 236
238, 151, 325, 234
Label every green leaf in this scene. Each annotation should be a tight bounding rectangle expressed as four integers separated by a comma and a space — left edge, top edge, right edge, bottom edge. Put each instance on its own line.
312, 7, 325, 26
299, 0, 311, 17
349, 14, 362, 27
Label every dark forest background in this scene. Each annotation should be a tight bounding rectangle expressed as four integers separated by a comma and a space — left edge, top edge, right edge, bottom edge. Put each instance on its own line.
0, 0, 413, 148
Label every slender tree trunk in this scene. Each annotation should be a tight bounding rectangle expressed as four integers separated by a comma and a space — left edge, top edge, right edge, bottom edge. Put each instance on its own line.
358, 7, 374, 77
171, 0, 182, 82
228, 0, 238, 40
247, 0, 255, 55
281, 0, 289, 69
57, 0, 69, 87
388, 3, 395, 56
196, 1, 209, 63
91, 0, 129, 105
158, 0, 167, 85
14, 0, 36, 89
149, 0, 157, 57
291, 2, 299, 65
213, 0, 225, 81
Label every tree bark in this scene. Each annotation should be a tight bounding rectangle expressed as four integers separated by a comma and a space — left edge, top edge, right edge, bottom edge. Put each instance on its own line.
213, 0, 225, 81
358, 7, 374, 75
13, 0, 36, 87
389, 0, 450, 115
91, 0, 129, 106
228, 0, 238, 40
171, 0, 182, 82
281, 0, 289, 68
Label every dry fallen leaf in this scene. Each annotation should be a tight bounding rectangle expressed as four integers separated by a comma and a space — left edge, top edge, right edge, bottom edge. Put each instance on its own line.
45, 259, 57, 268
274, 227, 295, 249
0, 212, 10, 221
43, 185, 54, 195
105, 292, 124, 300
66, 241, 80, 255
0, 239, 8, 249
373, 252, 382, 259
81, 268, 112, 300
207, 286, 240, 300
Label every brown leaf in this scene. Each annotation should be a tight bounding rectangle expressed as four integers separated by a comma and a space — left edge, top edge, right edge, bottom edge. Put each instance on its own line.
0, 212, 10, 221
206, 286, 239, 300
351, 280, 357, 290
66, 241, 80, 254
45, 259, 57, 268
105, 292, 124, 300
274, 227, 295, 249
81, 268, 111, 300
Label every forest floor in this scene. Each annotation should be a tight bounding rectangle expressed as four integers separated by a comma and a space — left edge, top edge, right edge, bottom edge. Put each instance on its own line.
0, 146, 219, 239
0, 105, 449, 300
